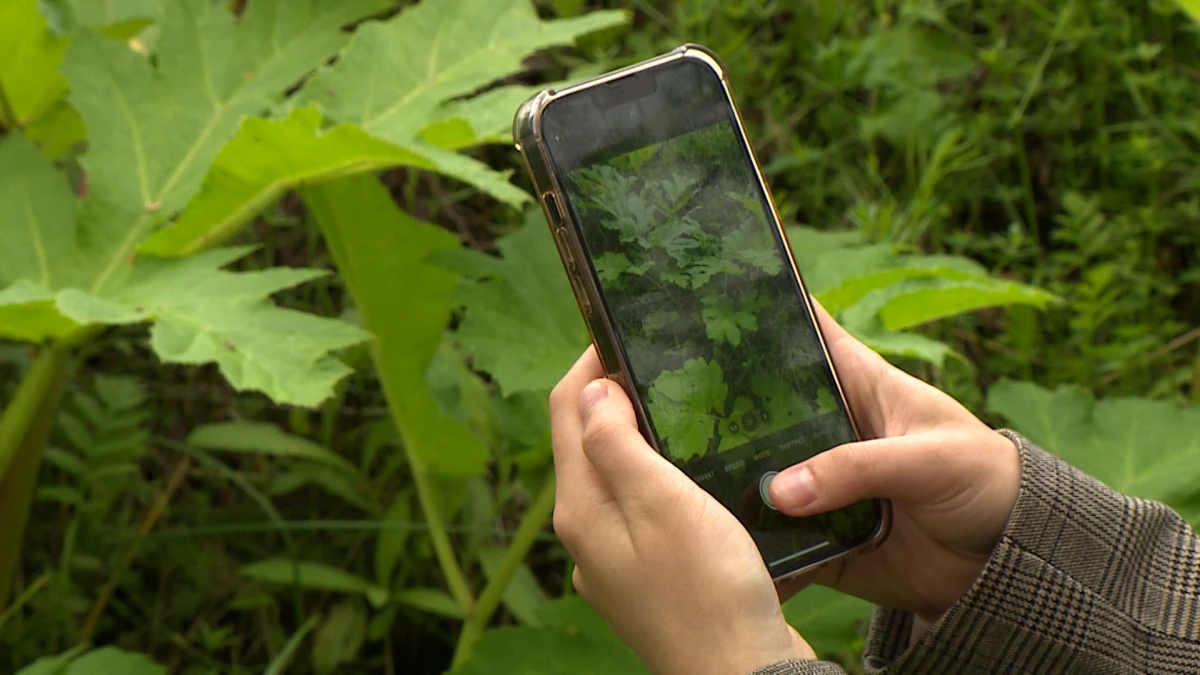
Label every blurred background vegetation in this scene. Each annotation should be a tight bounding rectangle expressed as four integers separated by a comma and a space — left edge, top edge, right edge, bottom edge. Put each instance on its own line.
0, 0, 1198, 673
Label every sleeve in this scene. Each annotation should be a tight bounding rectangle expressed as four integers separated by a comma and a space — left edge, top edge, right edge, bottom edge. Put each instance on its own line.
750, 659, 846, 674
860, 430, 1200, 673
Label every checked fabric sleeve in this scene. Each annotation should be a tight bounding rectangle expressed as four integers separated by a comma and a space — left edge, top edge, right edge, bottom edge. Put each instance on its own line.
752, 431, 1200, 675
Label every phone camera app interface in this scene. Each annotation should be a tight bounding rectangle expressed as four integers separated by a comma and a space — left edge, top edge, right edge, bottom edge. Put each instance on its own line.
547, 60, 878, 572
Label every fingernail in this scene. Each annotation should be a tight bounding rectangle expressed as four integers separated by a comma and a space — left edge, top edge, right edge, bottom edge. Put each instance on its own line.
580, 380, 608, 421
772, 466, 817, 511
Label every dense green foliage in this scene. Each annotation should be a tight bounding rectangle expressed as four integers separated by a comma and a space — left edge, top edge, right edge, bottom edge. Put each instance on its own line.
0, 0, 1197, 674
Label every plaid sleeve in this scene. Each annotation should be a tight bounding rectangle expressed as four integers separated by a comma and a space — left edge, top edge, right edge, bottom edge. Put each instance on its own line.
861, 430, 1200, 673
750, 659, 846, 674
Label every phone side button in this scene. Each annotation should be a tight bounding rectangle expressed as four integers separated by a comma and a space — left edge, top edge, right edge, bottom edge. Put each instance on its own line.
554, 228, 576, 271
569, 273, 592, 316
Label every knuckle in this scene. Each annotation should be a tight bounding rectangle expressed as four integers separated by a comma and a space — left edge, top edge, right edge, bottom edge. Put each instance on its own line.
548, 380, 572, 413
841, 442, 881, 474
552, 506, 580, 546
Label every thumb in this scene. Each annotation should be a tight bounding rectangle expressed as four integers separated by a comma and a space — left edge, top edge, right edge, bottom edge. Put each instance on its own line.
579, 379, 668, 502
768, 435, 940, 515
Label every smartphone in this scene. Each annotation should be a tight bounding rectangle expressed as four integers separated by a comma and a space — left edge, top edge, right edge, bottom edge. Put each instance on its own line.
514, 44, 889, 580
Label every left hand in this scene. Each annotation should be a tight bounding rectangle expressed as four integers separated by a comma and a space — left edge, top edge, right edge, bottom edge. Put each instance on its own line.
550, 347, 814, 675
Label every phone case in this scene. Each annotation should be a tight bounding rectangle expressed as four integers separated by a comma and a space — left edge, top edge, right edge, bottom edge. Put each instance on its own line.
513, 44, 891, 580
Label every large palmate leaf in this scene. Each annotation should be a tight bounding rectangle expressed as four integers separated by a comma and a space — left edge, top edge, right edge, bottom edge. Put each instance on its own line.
0, 134, 368, 405
0, 0, 68, 129
0, 138, 72, 304
299, 0, 626, 145
987, 380, 1200, 506
51, 247, 368, 407
442, 212, 590, 396
140, 107, 527, 257
419, 84, 550, 150
148, 0, 624, 258
303, 175, 488, 476
0, 0, 385, 406
62, 0, 389, 294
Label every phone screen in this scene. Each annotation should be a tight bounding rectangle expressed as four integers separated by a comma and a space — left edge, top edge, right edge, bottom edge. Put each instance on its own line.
541, 57, 881, 575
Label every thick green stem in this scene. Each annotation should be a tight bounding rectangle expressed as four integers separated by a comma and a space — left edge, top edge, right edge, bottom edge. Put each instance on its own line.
0, 346, 71, 609
406, 454, 475, 615
451, 473, 556, 668
0, 346, 70, 479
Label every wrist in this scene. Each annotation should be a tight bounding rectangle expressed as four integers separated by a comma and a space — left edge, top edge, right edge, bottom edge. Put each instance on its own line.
674, 621, 810, 675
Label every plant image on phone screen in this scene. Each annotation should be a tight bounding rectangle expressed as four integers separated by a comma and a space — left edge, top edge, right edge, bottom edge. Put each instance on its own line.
536, 54, 883, 576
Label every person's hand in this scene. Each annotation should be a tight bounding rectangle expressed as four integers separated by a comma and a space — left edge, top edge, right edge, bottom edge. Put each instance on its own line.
550, 349, 814, 675
770, 303, 1021, 626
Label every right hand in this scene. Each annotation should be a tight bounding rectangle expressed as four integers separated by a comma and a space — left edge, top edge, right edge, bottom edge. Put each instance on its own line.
770, 303, 1021, 625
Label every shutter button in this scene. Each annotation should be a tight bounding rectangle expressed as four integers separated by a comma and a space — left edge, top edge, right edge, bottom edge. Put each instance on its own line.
759, 471, 779, 511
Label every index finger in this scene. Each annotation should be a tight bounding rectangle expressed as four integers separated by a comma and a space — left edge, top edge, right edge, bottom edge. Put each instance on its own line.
549, 346, 611, 504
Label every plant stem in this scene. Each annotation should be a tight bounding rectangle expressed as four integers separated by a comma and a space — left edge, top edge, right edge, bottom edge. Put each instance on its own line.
0, 346, 70, 480
450, 473, 556, 668
77, 456, 192, 644
0, 571, 50, 632
0, 346, 71, 609
407, 457, 475, 615
262, 614, 319, 675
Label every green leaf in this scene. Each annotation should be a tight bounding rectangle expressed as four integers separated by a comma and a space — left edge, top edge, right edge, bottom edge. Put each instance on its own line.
987, 380, 1200, 503
0, 0, 68, 128
534, 597, 620, 642
478, 546, 549, 626
140, 108, 427, 256
54, 0, 158, 29
241, 559, 389, 607
188, 421, 358, 475
50, 248, 369, 407
394, 587, 465, 619
22, 100, 87, 159
855, 329, 957, 366
453, 598, 645, 674
141, 106, 527, 257
877, 278, 1059, 331
299, 0, 627, 146
451, 624, 646, 675
13, 646, 84, 675
420, 84, 549, 149
448, 212, 590, 396
310, 599, 367, 675
782, 585, 873, 659
63, 647, 164, 675
0, 134, 81, 341
62, 0, 390, 295
815, 257, 983, 315
303, 175, 488, 476
647, 358, 728, 460
268, 464, 377, 514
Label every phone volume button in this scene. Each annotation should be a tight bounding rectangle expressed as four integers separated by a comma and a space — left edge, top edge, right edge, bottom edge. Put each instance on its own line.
569, 273, 592, 316
554, 227, 576, 271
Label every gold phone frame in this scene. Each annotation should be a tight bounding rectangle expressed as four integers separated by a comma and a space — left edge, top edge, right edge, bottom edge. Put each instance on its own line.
513, 43, 890, 580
